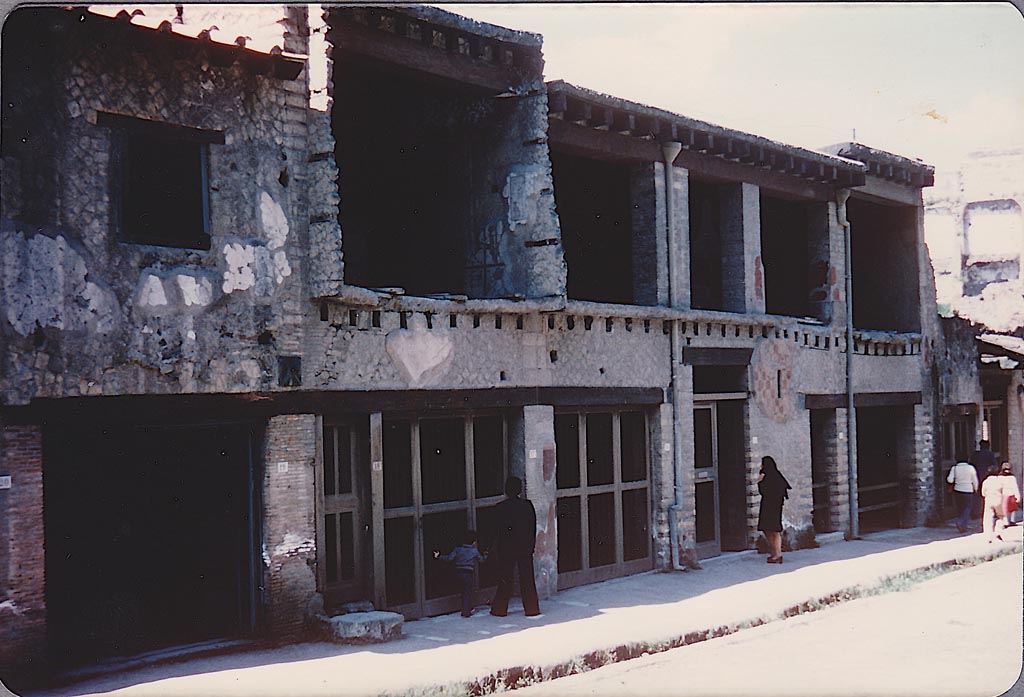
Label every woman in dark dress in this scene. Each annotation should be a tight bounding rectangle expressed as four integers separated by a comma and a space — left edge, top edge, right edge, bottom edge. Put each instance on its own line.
758, 455, 791, 564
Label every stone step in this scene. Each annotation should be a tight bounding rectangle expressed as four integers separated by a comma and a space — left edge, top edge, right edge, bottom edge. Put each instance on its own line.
319, 611, 403, 644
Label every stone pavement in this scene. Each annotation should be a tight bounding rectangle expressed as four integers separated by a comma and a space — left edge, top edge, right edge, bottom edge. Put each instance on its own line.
20, 524, 1023, 697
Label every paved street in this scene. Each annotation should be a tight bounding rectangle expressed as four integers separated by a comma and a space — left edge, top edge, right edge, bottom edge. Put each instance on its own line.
16, 526, 1022, 697
513, 553, 1024, 697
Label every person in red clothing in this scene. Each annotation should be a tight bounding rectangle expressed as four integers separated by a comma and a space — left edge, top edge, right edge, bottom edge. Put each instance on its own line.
489, 476, 541, 617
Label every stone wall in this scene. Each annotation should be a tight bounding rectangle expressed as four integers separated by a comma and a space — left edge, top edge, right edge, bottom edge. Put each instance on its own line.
0, 9, 312, 407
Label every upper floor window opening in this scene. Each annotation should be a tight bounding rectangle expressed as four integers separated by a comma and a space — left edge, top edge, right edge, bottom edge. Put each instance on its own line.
99, 112, 222, 251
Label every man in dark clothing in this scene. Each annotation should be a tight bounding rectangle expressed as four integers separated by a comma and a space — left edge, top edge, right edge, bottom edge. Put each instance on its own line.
969, 440, 998, 518
489, 476, 541, 617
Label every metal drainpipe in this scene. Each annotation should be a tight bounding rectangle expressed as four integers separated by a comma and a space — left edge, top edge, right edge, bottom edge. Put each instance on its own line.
836, 189, 859, 540
662, 141, 688, 571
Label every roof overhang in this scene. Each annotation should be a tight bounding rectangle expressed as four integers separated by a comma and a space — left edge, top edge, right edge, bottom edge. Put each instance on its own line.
65, 7, 306, 80
547, 80, 867, 189
822, 142, 935, 189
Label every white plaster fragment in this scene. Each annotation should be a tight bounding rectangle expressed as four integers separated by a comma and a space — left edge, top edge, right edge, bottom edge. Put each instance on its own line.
260, 190, 289, 250
385, 314, 454, 386
137, 273, 168, 307
176, 274, 214, 307
273, 250, 292, 284
187, 330, 197, 341
272, 532, 315, 558
0, 600, 24, 616
222, 243, 257, 293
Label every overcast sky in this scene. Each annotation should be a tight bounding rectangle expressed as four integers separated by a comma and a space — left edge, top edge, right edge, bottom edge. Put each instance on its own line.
437, 2, 1024, 171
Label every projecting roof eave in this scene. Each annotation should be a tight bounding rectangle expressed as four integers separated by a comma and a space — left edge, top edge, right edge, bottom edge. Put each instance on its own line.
546, 80, 867, 188
73, 7, 306, 80
977, 334, 1024, 364
822, 142, 935, 188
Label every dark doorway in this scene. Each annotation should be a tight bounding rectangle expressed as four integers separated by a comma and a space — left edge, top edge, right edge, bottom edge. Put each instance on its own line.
693, 399, 747, 558
44, 422, 258, 666
550, 151, 634, 304
856, 406, 911, 532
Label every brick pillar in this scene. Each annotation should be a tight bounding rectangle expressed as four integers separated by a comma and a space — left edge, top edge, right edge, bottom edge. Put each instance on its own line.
262, 414, 318, 642
674, 363, 697, 565
720, 182, 765, 314
0, 424, 47, 685
668, 165, 690, 309
899, 403, 935, 527
630, 162, 669, 307
650, 402, 676, 570
511, 405, 557, 599
807, 201, 836, 324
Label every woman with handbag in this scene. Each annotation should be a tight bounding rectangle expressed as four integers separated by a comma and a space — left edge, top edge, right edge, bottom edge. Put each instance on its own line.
980, 463, 1019, 543
997, 463, 1021, 527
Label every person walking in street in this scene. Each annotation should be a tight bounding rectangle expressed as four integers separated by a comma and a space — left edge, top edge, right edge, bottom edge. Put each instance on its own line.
981, 463, 1020, 543
969, 440, 998, 519
758, 456, 791, 564
999, 463, 1021, 527
489, 476, 541, 617
947, 453, 979, 533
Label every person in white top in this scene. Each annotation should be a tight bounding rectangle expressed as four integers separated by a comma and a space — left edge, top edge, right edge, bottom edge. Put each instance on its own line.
947, 456, 979, 533
981, 463, 1021, 543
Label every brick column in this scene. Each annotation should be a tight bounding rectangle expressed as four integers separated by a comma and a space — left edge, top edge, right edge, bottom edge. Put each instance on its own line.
511, 405, 557, 599
630, 162, 669, 307
0, 424, 47, 685
807, 201, 837, 324
674, 364, 697, 565
650, 402, 676, 570
720, 182, 765, 314
899, 403, 935, 527
262, 414, 318, 641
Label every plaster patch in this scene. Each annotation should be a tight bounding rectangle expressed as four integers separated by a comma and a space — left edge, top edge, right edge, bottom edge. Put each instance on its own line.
137, 273, 168, 307
0, 600, 24, 616
1, 230, 114, 335
273, 250, 292, 284
385, 314, 454, 386
176, 274, 214, 307
504, 166, 546, 231
260, 190, 289, 250
272, 532, 315, 558
223, 243, 257, 293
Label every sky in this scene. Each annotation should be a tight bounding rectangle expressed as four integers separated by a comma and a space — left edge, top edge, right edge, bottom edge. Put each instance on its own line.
435, 2, 1024, 171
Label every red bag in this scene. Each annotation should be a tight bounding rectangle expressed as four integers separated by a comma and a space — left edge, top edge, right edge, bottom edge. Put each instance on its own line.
1006, 495, 1019, 514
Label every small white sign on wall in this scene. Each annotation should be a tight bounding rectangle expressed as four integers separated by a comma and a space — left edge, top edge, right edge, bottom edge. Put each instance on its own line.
0, 475, 11, 490
372, 461, 383, 472
278, 462, 289, 474
529, 450, 537, 459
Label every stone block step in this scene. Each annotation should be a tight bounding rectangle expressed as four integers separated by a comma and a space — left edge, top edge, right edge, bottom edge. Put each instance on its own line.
319, 611, 403, 644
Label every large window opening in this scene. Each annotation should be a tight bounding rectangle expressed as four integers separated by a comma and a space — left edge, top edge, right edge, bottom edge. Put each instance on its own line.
848, 198, 921, 332
334, 60, 507, 297
99, 112, 219, 250
550, 151, 635, 304
760, 194, 815, 319
689, 179, 724, 311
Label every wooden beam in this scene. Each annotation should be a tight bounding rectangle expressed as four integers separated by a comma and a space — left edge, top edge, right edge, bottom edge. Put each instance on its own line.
548, 119, 835, 199
328, 14, 528, 92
